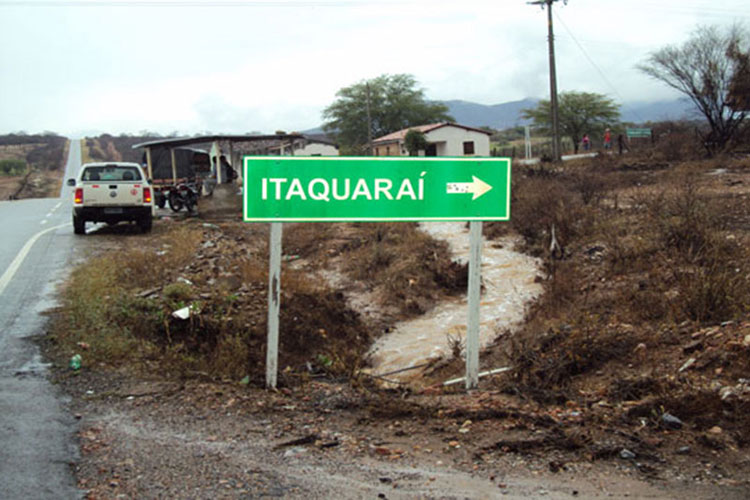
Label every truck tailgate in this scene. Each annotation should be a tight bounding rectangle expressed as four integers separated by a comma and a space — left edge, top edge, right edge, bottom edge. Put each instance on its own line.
82, 182, 145, 206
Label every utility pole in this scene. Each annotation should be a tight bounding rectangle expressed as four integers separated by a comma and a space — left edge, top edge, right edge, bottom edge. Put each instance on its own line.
528, 0, 565, 162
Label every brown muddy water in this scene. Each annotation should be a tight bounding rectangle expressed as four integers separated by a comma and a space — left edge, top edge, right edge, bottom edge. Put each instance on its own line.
368, 222, 543, 385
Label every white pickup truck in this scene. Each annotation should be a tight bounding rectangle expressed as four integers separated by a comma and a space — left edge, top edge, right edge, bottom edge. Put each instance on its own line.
67, 162, 155, 235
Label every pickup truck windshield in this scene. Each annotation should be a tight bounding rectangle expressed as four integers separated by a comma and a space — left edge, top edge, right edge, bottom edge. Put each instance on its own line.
82, 166, 142, 182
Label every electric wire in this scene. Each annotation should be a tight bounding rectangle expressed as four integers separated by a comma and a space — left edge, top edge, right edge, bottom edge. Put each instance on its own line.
554, 10, 646, 123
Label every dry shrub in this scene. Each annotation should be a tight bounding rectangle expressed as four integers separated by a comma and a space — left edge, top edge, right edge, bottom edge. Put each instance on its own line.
646, 178, 750, 323
279, 282, 370, 377
608, 376, 668, 402
116, 225, 203, 289
339, 223, 467, 315
626, 282, 671, 322
625, 391, 750, 444
283, 223, 336, 258
483, 220, 510, 239
652, 177, 719, 259
504, 322, 641, 403
671, 258, 749, 323
511, 173, 591, 256
653, 131, 703, 161
571, 168, 608, 206
238, 255, 267, 283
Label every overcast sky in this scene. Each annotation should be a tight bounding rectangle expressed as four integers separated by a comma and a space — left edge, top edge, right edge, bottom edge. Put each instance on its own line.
0, 0, 747, 137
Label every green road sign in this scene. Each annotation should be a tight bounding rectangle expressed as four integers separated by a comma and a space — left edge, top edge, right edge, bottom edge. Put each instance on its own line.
243, 156, 510, 222
626, 127, 652, 138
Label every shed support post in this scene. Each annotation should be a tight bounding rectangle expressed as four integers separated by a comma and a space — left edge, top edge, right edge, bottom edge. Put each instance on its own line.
170, 148, 177, 185
229, 141, 239, 184
213, 141, 223, 184
145, 147, 153, 180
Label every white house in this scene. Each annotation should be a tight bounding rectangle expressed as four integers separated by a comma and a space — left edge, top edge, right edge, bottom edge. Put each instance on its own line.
372, 122, 491, 157
271, 134, 339, 156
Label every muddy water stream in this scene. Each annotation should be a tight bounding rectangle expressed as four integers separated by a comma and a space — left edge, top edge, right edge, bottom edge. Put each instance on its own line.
368, 222, 543, 384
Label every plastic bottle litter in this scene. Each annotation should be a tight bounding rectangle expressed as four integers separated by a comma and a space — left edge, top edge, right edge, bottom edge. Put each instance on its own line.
69, 354, 82, 371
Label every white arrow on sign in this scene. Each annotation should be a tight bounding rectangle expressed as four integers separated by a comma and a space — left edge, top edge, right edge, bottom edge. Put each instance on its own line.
446, 176, 493, 200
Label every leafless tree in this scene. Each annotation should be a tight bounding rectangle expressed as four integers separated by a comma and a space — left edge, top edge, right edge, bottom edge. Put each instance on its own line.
638, 24, 749, 154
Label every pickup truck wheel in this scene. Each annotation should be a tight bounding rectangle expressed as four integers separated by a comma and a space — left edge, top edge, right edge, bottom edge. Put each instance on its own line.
139, 215, 153, 233
73, 214, 85, 235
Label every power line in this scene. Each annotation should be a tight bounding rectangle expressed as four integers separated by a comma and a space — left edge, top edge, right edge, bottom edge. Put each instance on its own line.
553, 10, 646, 123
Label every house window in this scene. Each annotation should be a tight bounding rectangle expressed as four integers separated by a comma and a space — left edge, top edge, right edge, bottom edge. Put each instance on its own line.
386, 146, 390, 155
463, 141, 475, 155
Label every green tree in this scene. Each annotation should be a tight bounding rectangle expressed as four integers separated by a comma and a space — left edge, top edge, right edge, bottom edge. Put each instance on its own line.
323, 74, 453, 154
522, 91, 620, 154
404, 129, 428, 156
638, 24, 749, 154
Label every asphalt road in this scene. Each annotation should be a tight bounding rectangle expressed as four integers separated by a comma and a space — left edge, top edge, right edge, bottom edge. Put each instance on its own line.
0, 140, 82, 499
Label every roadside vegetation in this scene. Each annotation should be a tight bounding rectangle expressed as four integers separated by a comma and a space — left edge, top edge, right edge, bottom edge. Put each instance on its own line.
50, 219, 466, 384
0, 158, 26, 177
440, 145, 750, 449
45, 125, 750, 491
0, 133, 67, 199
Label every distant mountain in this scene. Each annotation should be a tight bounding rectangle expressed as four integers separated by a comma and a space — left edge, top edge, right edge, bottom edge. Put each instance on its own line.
619, 99, 696, 123
441, 98, 537, 129
441, 97, 696, 129
304, 97, 697, 136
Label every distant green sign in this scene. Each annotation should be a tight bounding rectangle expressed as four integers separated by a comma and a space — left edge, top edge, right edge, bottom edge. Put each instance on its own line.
626, 128, 652, 138
243, 156, 511, 222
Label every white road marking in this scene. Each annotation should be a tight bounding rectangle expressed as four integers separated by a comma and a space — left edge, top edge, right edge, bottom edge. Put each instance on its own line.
0, 223, 68, 297
40, 220, 48, 225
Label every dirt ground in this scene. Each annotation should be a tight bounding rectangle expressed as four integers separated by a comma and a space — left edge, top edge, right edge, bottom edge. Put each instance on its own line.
44, 157, 750, 499
47, 367, 750, 499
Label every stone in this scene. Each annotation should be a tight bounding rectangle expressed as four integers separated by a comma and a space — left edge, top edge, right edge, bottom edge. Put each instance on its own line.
661, 412, 684, 430
678, 358, 696, 373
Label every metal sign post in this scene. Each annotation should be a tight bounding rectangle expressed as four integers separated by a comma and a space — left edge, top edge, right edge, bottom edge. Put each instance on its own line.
266, 222, 282, 389
466, 221, 483, 389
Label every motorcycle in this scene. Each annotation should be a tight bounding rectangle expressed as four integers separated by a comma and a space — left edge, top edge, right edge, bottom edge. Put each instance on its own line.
167, 182, 199, 213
